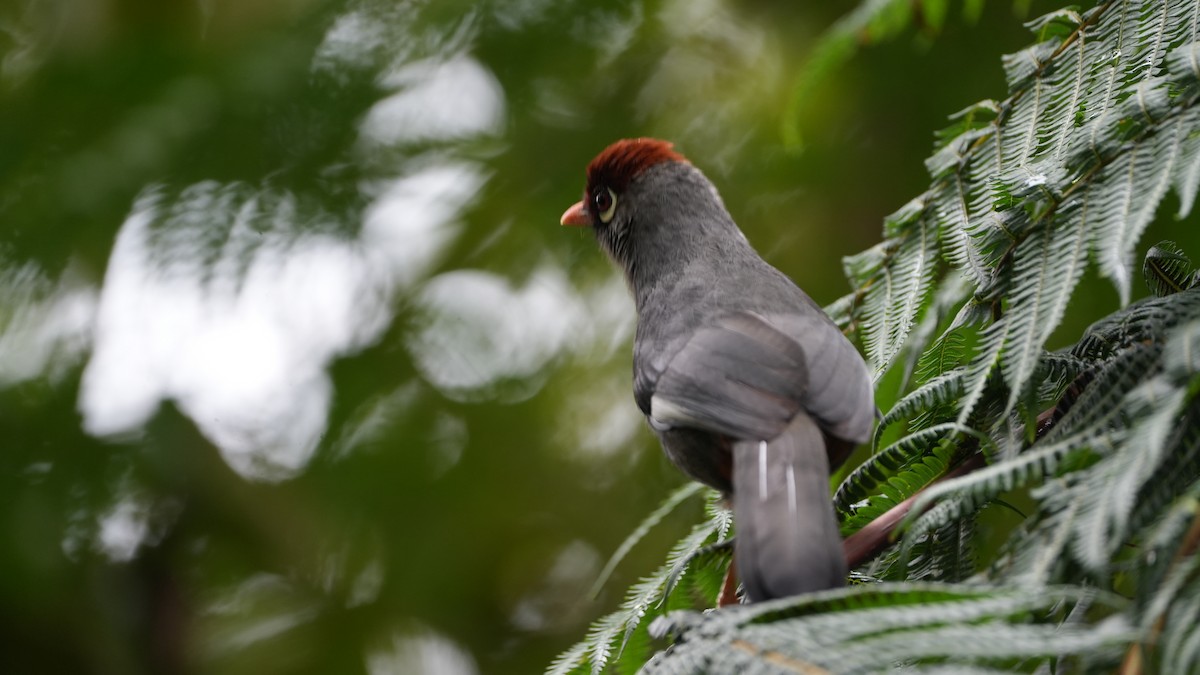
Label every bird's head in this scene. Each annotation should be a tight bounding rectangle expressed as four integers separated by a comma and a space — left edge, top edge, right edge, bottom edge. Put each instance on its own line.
561, 138, 738, 288
560, 137, 684, 229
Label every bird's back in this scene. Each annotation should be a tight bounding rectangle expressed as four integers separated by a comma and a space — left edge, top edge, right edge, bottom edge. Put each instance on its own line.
634, 249, 873, 453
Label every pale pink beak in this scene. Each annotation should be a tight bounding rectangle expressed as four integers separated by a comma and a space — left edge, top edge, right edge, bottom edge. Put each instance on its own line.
560, 201, 590, 227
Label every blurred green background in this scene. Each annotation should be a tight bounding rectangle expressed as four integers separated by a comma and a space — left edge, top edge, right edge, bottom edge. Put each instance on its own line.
0, 1, 1047, 673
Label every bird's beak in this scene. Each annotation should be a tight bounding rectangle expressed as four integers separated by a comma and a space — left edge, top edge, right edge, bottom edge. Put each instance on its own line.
560, 201, 590, 227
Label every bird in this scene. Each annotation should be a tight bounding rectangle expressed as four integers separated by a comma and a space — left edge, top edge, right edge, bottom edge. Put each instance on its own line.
560, 138, 874, 602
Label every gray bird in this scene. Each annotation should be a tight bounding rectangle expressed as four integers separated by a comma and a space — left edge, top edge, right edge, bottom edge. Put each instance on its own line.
560, 138, 874, 602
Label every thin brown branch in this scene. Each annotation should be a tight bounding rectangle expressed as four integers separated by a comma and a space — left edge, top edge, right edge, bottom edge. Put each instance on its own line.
842, 404, 1061, 570
842, 452, 986, 569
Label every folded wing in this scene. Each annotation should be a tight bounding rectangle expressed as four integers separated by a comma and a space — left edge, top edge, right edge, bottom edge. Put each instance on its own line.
647, 311, 871, 447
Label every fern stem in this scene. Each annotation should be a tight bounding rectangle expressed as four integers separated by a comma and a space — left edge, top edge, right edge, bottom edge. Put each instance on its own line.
848, 395, 1070, 570
843, 452, 986, 569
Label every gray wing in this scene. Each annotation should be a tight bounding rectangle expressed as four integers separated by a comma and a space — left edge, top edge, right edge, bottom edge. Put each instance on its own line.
767, 311, 875, 445
641, 310, 873, 445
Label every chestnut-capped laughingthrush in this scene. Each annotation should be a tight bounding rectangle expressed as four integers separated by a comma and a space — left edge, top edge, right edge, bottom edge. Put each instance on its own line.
560, 138, 874, 602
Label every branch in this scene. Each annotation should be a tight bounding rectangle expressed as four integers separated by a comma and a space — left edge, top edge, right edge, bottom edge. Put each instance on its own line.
843, 452, 986, 569
843, 404, 1060, 569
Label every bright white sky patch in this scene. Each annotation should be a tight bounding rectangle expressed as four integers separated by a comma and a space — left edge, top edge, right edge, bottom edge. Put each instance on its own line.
366, 627, 479, 675
79, 163, 484, 481
96, 495, 151, 563
359, 54, 505, 146
406, 267, 634, 401
72, 12, 512, 481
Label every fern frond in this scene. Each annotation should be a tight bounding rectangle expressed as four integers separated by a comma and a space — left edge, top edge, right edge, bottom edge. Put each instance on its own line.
904, 430, 1116, 546
954, 321, 1005, 426
993, 315, 1200, 586
1127, 400, 1200, 540
1174, 105, 1200, 217
551, 511, 728, 674
588, 482, 705, 599
874, 370, 966, 448
1161, 587, 1200, 675
1001, 213, 1090, 411
898, 271, 973, 389
1068, 385, 1190, 571
904, 516, 977, 583
935, 176, 991, 287
546, 639, 591, 675
1070, 287, 1200, 361
836, 423, 987, 517
1143, 241, 1198, 297
840, 445, 954, 537
1045, 341, 1165, 443
916, 324, 970, 384
1088, 101, 1184, 305
661, 493, 733, 606
857, 201, 941, 379
1164, 316, 1200, 376
643, 584, 1130, 674
823, 291, 856, 331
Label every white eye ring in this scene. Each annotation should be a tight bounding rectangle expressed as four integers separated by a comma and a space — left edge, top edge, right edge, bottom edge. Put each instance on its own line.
594, 187, 617, 223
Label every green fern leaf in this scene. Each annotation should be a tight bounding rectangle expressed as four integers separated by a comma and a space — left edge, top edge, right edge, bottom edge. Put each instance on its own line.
904, 430, 1113, 546
643, 584, 1130, 674
1069, 383, 1191, 571
836, 423, 985, 518
546, 639, 591, 675
588, 482, 705, 599
858, 202, 941, 378
954, 321, 1005, 426
873, 370, 966, 449
1143, 240, 1197, 297
1001, 213, 1090, 411
1173, 106, 1200, 217
1089, 108, 1183, 305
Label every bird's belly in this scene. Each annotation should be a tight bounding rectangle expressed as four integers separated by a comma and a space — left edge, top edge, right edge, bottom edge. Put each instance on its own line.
656, 426, 734, 494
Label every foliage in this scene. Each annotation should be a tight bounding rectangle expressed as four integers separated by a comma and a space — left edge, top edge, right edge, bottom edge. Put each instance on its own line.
547, 489, 731, 675
554, 0, 1200, 672
782, 0, 990, 151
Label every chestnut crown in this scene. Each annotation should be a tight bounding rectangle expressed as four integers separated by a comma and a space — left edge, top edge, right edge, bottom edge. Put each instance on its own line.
575, 138, 685, 226
587, 138, 684, 193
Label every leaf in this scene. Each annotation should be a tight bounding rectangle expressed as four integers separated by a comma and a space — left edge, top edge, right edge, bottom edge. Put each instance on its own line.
552, 494, 731, 675
641, 584, 1131, 674
1144, 240, 1198, 297
1089, 107, 1183, 305
1000, 210, 1090, 411
546, 640, 590, 675
851, 197, 941, 380
873, 369, 966, 449
836, 422, 985, 518
588, 482, 705, 599
781, 0, 915, 151
903, 430, 1112, 548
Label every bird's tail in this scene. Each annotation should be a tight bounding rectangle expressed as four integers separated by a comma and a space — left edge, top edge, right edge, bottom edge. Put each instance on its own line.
731, 411, 846, 601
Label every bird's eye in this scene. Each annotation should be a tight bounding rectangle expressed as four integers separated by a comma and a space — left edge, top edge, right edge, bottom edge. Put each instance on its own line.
593, 187, 617, 224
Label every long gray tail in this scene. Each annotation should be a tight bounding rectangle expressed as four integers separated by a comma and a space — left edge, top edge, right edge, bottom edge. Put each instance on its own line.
732, 411, 846, 601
